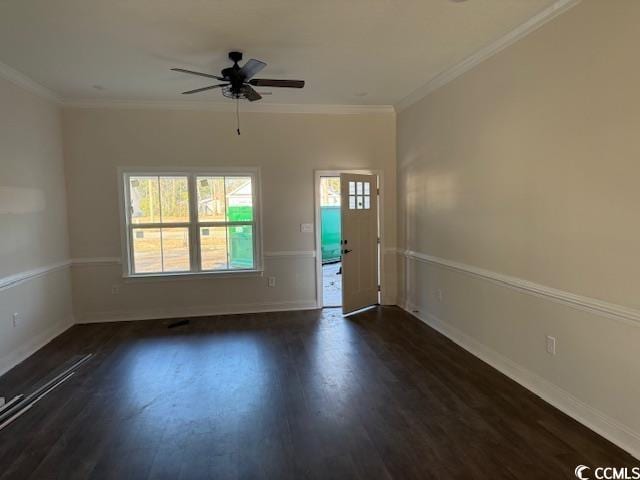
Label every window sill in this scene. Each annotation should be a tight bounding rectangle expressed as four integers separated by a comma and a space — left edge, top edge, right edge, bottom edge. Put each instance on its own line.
123, 269, 264, 283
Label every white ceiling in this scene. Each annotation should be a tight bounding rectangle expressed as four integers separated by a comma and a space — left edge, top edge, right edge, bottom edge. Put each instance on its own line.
0, 0, 558, 106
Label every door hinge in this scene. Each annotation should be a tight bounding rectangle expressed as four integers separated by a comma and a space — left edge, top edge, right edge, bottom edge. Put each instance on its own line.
376, 187, 380, 195
377, 237, 381, 244
377, 285, 381, 292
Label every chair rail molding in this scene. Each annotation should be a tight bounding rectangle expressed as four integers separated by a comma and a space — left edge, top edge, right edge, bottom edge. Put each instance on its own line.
0, 260, 71, 292
399, 249, 640, 327
264, 250, 316, 258
70, 251, 316, 267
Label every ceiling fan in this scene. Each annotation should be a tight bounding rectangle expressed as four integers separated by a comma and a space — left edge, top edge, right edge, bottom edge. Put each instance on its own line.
171, 51, 305, 102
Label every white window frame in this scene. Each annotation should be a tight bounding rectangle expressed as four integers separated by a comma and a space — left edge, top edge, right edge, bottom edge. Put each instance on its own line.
118, 166, 263, 279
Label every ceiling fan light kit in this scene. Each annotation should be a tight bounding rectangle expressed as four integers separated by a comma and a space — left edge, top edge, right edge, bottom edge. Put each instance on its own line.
172, 51, 305, 135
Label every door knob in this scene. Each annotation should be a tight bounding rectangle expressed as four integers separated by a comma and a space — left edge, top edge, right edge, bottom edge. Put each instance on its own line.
342, 249, 352, 254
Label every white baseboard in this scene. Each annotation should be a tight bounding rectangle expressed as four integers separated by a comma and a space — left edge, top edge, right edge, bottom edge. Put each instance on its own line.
400, 301, 640, 460
76, 300, 319, 324
0, 316, 74, 377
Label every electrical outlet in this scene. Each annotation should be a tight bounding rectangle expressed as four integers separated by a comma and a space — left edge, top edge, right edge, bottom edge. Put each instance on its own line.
436, 289, 443, 302
267, 276, 276, 288
12, 313, 20, 328
111, 284, 120, 295
300, 223, 313, 233
546, 335, 556, 355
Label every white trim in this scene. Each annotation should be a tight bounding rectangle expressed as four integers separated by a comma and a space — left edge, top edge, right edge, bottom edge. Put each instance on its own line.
395, 0, 582, 112
314, 170, 385, 310
71, 257, 122, 266
63, 99, 395, 115
76, 300, 318, 324
400, 249, 640, 327
118, 168, 263, 278
0, 261, 71, 292
0, 60, 62, 104
122, 269, 265, 283
69, 251, 315, 268
399, 303, 640, 460
0, 316, 74, 377
0, 0, 580, 115
264, 251, 316, 258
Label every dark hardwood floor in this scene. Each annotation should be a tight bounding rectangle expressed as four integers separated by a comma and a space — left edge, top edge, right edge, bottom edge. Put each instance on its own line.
0, 307, 635, 479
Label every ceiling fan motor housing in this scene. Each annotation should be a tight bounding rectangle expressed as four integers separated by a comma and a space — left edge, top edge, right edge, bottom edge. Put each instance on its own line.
228, 51, 243, 63
222, 51, 246, 96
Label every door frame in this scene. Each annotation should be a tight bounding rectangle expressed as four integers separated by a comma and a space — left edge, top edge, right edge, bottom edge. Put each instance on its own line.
314, 169, 385, 309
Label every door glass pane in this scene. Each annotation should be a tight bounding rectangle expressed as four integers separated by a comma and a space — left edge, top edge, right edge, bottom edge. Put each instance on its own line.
364, 182, 370, 195
356, 196, 364, 209
320, 177, 340, 206
225, 177, 253, 221
200, 227, 228, 270
349, 195, 356, 209
130, 176, 160, 224
162, 228, 190, 272
356, 182, 363, 195
348, 181, 355, 195
364, 196, 370, 209
159, 176, 189, 223
132, 228, 161, 273
197, 176, 226, 222
228, 225, 254, 269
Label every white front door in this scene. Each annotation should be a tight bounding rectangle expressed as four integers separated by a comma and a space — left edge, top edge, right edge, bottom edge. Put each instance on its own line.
340, 173, 379, 314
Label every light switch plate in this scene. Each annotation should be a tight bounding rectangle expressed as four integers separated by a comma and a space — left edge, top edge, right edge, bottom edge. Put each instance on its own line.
546, 335, 556, 355
300, 223, 313, 233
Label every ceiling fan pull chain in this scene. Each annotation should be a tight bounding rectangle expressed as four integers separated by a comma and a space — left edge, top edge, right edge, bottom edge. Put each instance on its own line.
236, 98, 241, 135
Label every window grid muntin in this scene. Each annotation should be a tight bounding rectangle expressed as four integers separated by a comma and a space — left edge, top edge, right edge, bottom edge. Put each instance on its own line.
347, 180, 372, 210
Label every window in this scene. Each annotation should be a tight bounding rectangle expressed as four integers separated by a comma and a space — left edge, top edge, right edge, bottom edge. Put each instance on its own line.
121, 169, 261, 277
348, 180, 372, 210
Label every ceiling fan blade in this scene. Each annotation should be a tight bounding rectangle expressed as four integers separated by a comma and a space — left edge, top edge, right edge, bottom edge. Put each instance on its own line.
242, 85, 262, 102
181, 84, 228, 95
239, 59, 266, 80
171, 68, 225, 81
249, 79, 305, 88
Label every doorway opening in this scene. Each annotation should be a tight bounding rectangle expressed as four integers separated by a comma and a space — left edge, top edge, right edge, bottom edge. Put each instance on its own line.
319, 176, 342, 307
315, 170, 382, 313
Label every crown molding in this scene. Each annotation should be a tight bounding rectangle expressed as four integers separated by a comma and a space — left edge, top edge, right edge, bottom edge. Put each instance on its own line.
395, 0, 582, 112
62, 98, 395, 115
1, 0, 580, 114
0, 60, 62, 104
0, 60, 393, 114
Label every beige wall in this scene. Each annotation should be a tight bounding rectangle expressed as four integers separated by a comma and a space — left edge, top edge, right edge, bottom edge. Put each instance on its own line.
63, 108, 396, 322
0, 76, 73, 375
397, 0, 640, 457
